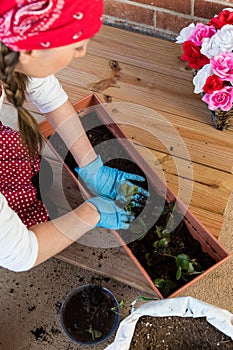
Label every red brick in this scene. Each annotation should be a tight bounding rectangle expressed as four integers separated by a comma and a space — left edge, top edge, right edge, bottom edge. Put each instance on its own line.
104, 0, 154, 25
156, 11, 195, 33
194, 0, 233, 19
132, 0, 191, 15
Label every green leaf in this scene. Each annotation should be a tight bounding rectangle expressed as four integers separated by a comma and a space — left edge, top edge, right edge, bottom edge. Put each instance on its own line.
125, 202, 134, 212
93, 330, 102, 339
176, 266, 182, 280
158, 238, 169, 247
161, 230, 171, 239
154, 278, 165, 288
145, 252, 154, 266
121, 182, 138, 199
176, 254, 190, 270
153, 240, 159, 249
156, 226, 163, 238
85, 325, 102, 340
187, 262, 194, 273
119, 300, 125, 308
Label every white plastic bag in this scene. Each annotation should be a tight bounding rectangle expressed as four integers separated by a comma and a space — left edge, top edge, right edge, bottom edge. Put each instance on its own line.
105, 296, 233, 350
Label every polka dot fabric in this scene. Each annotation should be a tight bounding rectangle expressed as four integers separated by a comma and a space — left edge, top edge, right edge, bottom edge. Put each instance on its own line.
0, 122, 49, 228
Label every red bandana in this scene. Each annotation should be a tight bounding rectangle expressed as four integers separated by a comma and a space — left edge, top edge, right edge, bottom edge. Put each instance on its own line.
0, 0, 103, 51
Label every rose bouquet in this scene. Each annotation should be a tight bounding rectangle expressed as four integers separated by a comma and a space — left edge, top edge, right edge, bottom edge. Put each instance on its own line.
176, 8, 233, 130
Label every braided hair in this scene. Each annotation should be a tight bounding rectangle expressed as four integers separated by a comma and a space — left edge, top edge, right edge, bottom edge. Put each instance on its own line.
0, 42, 43, 157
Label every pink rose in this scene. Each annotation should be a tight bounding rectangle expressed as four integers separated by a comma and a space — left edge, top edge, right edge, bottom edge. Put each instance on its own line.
188, 23, 216, 46
210, 52, 233, 81
202, 86, 233, 111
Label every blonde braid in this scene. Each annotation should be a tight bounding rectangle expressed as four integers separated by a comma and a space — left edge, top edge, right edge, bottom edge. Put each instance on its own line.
0, 42, 43, 157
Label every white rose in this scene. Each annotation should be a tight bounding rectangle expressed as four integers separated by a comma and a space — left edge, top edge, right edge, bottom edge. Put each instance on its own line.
176, 23, 195, 43
193, 64, 213, 94
213, 24, 233, 52
201, 36, 222, 58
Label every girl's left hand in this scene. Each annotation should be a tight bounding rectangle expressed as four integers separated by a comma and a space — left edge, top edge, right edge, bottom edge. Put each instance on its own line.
74, 155, 148, 203
86, 196, 135, 230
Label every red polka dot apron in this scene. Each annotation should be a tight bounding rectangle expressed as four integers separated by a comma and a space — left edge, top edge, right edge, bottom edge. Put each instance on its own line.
0, 122, 49, 228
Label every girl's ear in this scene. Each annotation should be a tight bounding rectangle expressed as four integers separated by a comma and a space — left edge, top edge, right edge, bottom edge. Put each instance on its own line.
18, 50, 33, 64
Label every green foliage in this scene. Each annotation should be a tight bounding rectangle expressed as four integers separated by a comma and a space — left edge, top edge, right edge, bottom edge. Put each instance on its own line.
120, 182, 138, 212
120, 182, 148, 237
111, 299, 125, 315
154, 278, 177, 297
121, 183, 205, 297
175, 254, 203, 281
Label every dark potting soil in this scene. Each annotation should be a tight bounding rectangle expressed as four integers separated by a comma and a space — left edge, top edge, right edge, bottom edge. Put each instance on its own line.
129, 315, 233, 350
61, 285, 118, 343
48, 111, 215, 297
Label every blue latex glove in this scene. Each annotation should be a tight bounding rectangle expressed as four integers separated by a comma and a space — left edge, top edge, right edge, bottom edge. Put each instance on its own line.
87, 197, 135, 230
75, 155, 148, 204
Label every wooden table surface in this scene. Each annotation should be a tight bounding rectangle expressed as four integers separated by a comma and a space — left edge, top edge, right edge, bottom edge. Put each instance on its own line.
24, 25, 233, 295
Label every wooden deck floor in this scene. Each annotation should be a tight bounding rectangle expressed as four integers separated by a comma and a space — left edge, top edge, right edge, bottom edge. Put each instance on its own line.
21, 25, 233, 294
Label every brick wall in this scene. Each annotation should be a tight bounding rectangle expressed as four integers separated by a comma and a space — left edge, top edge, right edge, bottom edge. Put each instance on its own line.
104, 0, 233, 41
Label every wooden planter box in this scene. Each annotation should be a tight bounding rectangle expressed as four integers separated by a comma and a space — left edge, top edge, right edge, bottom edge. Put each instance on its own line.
39, 93, 230, 299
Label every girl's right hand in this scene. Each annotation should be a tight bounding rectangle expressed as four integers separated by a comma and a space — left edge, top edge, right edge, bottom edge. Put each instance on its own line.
86, 197, 135, 230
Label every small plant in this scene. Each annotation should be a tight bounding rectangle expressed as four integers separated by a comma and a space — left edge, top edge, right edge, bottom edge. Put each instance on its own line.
154, 278, 177, 297
151, 253, 203, 296
175, 253, 203, 281
126, 198, 208, 297
111, 299, 125, 315
120, 182, 139, 211
120, 182, 148, 238
85, 324, 102, 340
61, 284, 120, 344
120, 183, 212, 297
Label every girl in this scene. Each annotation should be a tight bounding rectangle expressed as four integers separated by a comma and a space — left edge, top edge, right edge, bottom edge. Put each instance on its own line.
0, 0, 147, 272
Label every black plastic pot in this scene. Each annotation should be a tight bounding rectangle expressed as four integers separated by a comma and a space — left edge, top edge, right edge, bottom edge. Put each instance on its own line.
60, 284, 120, 346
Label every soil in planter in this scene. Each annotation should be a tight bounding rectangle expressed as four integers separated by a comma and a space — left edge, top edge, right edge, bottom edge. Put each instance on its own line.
62, 285, 118, 343
48, 111, 216, 297
129, 315, 233, 350
126, 210, 215, 297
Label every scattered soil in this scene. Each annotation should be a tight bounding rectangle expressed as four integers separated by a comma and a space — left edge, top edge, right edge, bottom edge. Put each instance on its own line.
48, 111, 216, 298
61, 285, 118, 344
129, 315, 233, 350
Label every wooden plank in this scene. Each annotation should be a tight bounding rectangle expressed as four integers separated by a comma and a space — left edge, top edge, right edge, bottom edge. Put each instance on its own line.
88, 25, 190, 81
23, 87, 233, 176
120, 123, 233, 174
189, 206, 223, 239
56, 54, 210, 123
133, 145, 233, 215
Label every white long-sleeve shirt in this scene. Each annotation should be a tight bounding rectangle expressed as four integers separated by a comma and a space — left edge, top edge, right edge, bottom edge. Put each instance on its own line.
0, 75, 68, 272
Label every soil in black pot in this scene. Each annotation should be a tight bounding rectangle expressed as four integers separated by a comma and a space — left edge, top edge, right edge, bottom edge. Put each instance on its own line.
61, 284, 118, 344
129, 315, 233, 350
49, 111, 216, 297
